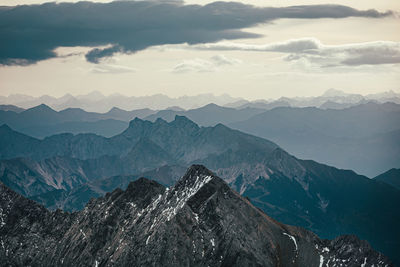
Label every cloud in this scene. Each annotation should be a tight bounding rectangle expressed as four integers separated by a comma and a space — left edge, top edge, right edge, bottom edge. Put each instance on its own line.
0, 1, 392, 65
173, 59, 216, 73
182, 38, 400, 67
90, 64, 136, 74
210, 54, 242, 66
173, 54, 241, 73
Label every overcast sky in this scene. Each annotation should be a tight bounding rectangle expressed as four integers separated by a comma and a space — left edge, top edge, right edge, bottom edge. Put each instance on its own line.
0, 0, 399, 100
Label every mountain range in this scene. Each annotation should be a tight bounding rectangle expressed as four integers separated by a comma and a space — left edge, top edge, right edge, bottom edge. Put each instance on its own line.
144, 102, 400, 177
0, 165, 393, 266
0, 92, 241, 112
229, 102, 400, 177
0, 116, 399, 264
1, 101, 399, 177
1, 89, 399, 113
226, 89, 400, 110
0, 104, 156, 138
1, 99, 399, 177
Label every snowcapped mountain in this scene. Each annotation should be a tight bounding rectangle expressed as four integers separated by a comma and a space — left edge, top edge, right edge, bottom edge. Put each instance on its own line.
0, 165, 393, 266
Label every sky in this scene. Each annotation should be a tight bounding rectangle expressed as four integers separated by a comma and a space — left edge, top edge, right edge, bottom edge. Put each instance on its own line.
0, 0, 399, 100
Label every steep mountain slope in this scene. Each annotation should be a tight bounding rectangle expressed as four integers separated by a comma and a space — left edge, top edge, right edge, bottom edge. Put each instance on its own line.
0, 125, 125, 160
0, 165, 392, 266
229, 102, 400, 177
0, 152, 178, 200
0, 156, 126, 197
1, 116, 399, 263
374, 168, 400, 190
31, 165, 186, 211
0, 124, 41, 159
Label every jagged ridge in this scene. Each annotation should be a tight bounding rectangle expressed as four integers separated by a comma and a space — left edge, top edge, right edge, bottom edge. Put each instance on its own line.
0, 165, 392, 266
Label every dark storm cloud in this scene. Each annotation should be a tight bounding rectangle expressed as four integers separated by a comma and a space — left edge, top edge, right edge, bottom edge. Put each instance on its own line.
0, 1, 392, 65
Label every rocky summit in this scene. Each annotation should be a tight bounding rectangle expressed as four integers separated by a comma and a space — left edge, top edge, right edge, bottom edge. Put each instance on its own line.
0, 165, 393, 266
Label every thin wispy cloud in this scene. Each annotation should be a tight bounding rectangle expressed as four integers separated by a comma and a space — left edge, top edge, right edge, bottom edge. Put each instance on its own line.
172, 54, 241, 73
90, 64, 136, 74
0, 1, 392, 66
176, 38, 400, 67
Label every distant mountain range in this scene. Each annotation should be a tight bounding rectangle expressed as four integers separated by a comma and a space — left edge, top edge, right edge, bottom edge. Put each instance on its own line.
144, 103, 266, 126
0, 92, 241, 112
229, 102, 400, 177
1, 116, 399, 264
145, 102, 400, 177
226, 89, 400, 110
0, 165, 393, 266
1, 89, 399, 112
1, 101, 399, 176
0, 104, 155, 138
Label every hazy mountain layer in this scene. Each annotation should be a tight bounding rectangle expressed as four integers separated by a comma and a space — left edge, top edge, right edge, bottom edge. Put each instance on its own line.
0, 104, 155, 138
229, 102, 400, 177
1, 101, 399, 177
1, 116, 399, 263
0, 165, 393, 266
144, 103, 266, 126
1, 89, 399, 112
374, 168, 400, 190
0, 92, 241, 112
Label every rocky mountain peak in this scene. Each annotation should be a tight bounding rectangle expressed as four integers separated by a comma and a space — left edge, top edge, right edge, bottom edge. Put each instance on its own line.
171, 115, 199, 130
178, 164, 215, 185
127, 117, 148, 128
0, 167, 394, 266
123, 177, 166, 208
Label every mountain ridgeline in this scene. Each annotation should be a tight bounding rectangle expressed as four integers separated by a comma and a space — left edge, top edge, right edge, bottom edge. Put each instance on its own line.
0, 116, 399, 264
1, 101, 399, 176
0, 165, 393, 266
374, 168, 400, 190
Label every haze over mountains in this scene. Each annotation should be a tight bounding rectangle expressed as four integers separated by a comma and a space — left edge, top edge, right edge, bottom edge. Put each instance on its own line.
0, 92, 241, 112
2, 96, 397, 177
1, 89, 399, 112
1, 115, 399, 264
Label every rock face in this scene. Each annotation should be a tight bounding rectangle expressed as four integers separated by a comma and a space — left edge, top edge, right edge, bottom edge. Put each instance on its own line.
0, 165, 393, 266
30, 165, 186, 211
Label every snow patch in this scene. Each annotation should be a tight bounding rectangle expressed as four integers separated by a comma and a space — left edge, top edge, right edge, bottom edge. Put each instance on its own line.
319, 255, 324, 267
283, 232, 298, 251
211, 238, 215, 247
80, 229, 86, 239
361, 257, 367, 267
317, 193, 329, 212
